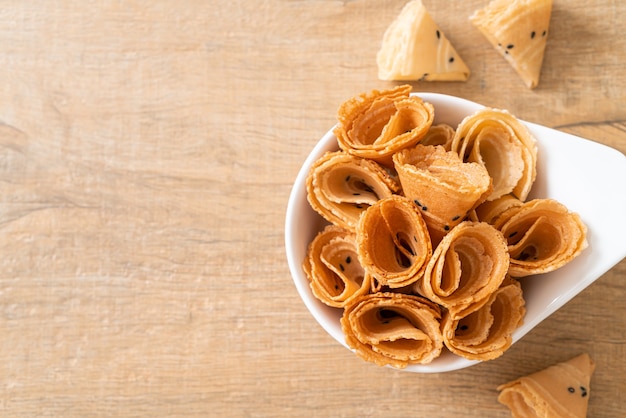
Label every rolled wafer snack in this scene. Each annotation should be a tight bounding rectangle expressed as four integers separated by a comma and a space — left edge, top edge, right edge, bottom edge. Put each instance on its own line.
452, 108, 537, 202
334, 85, 434, 166
341, 292, 443, 368
393, 145, 492, 244
356, 195, 432, 288
441, 277, 525, 361
474, 194, 523, 226
306, 151, 400, 231
497, 353, 595, 417
418, 123, 456, 151
497, 198, 588, 277
303, 225, 372, 308
413, 221, 509, 319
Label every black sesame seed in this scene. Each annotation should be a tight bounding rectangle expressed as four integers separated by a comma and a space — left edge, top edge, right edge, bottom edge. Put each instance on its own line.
334, 285, 339, 290
449, 57, 455, 63
452, 215, 460, 221
353, 193, 360, 196
436, 30, 440, 39
507, 44, 514, 49
345, 175, 351, 181
568, 387, 575, 393
531, 31, 536, 39
444, 225, 450, 231
505, 50, 509, 55
421, 206, 428, 211
413, 236, 417, 242
355, 204, 363, 209
581, 386, 587, 397
508, 231, 518, 238
346, 256, 351, 264
339, 264, 345, 272
414, 199, 422, 207
542, 30, 546, 36
459, 325, 468, 331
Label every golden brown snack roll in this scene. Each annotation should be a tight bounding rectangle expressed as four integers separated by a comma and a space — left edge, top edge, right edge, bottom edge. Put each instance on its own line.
497, 353, 595, 417
452, 108, 537, 202
393, 144, 492, 244
441, 277, 525, 361
497, 198, 588, 277
303, 225, 372, 308
306, 151, 400, 231
341, 292, 443, 368
418, 123, 456, 150
356, 195, 432, 289
334, 85, 434, 166
474, 194, 523, 226
414, 221, 509, 319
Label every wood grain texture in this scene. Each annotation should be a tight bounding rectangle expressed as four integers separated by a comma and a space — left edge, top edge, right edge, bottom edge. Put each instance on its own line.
0, 0, 624, 416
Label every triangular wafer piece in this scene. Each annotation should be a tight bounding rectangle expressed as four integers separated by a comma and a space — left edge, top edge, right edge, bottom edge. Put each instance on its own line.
470, 0, 553, 88
377, 0, 470, 81
497, 353, 595, 417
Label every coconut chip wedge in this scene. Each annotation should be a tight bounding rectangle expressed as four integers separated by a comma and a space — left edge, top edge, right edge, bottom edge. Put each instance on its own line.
470, 0, 553, 89
498, 353, 595, 417
377, 0, 470, 81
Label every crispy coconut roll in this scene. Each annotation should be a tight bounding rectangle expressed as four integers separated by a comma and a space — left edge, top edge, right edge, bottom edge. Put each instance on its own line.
497, 198, 587, 277
341, 292, 443, 368
498, 353, 595, 418
441, 277, 525, 361
418, 123, 456, 151
356, 195, 432, 288
303, 225, 372, 308
474, 194, 524, 226
334, 85, 434, 166
414, 221, 509, 319
393, 145, 492, 245
451, 108, 537, 202
306, 151, 400, 231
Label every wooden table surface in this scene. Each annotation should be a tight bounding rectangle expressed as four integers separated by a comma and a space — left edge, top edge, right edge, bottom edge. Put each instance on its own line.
0, 1, 624, 416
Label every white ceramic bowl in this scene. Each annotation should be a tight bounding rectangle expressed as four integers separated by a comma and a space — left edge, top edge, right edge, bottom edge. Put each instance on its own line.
285, 92, 626, 373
